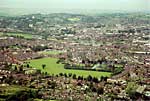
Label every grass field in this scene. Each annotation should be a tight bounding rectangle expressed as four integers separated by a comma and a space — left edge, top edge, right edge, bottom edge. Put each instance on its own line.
4, 32, 41, 39
5, 32, 33, 39
68, 17, 80, 21
27, 57, 111, 78
34, 99, 56, 101
38, 50, 64, 55
0, 32, 3, 36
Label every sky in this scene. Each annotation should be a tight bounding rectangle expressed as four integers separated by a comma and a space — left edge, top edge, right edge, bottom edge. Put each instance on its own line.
0, 0, 149, 14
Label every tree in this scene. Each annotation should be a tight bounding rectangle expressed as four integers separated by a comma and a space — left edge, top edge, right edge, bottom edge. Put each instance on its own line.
125, 82, 138, 99
14, 66, 17, 71
91, 87, 97, 92
45, 72, 48, 75
7, 90, 38, 101
78, 76, 83, 80
19, 66, 23, 72
64, 73, 67, 77
27, 64, 30, 68
51, 81, 57, 89
42, 64, 46, 69
92, 77, 99, 83
37, 70, 41, 74
68, 73, 72, 77
47, 81, 51, 85
101, 76, 108, 81
103, 76, 108, 81
59, 73, 63, 76
87, 75, 92, 81
72, 74, 76, 79
97, 87, 104, 94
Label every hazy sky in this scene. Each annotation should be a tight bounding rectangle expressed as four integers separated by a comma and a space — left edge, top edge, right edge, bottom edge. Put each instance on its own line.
0, 0, 149, 14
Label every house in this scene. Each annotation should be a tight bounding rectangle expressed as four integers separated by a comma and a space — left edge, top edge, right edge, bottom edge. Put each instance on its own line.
136, 85, 147, 94
24, 68, 38, 75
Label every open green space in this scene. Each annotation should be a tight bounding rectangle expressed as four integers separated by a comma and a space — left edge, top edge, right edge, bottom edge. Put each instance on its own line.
38, 50, 64, 55
3, 32, 41, 39
27, 57, 111, 78
5, 32, 33, 39
68, 17, 80, 21
0, 32, 3, 36
34, 99, 57, 101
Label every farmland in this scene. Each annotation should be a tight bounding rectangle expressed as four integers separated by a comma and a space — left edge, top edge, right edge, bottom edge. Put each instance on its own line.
27, 57, 111, 78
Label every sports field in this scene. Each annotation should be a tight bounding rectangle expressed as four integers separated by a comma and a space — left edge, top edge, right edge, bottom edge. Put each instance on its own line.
27, 57, 111, 78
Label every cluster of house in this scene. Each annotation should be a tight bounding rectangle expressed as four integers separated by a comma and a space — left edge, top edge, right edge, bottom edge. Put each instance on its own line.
0, 61, 149, 100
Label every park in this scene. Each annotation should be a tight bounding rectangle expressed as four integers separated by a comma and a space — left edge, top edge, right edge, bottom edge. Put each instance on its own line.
27, 57, 111, 78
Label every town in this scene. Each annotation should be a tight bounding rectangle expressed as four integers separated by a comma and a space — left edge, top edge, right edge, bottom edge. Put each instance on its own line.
0, 13, 150, 100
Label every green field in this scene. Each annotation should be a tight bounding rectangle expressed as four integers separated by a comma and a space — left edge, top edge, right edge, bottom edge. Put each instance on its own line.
34, 99, 43, 101
27, 57, 111, 78
38, 50, 64, 55
34, 99, 56, 101
3, 32, 41, 39
0, 32, 3, 36
68, 17, 80, 21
